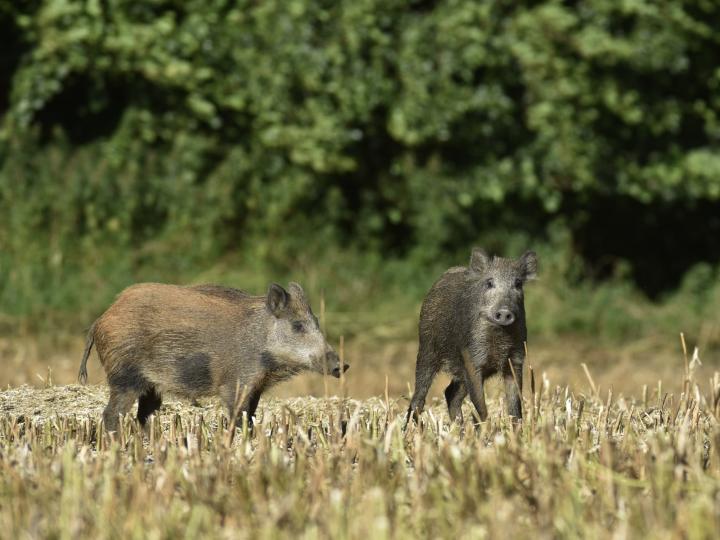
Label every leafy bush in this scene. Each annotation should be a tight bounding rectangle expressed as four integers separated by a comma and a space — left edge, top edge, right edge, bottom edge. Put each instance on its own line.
1, 0, 719, 331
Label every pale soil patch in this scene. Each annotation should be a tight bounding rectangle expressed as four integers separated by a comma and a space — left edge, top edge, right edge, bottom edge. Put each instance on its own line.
0, 384, 392, 430
1, 384, 108, 421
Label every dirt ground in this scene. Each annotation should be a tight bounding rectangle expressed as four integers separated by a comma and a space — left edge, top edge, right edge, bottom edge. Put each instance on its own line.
2, 333, 718, 405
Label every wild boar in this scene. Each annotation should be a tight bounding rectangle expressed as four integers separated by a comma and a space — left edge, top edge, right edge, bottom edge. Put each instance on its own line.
78, 282, 347, 432
407, 248, 537, 424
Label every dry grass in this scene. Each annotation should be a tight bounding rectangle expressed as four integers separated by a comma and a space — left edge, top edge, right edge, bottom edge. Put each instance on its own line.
2, 325, 720, 538
3, 331, 719, 400
2, 366, 720, 538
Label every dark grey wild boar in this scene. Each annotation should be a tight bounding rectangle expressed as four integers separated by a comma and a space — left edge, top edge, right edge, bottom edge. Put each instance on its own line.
78, 282, 348, 432
407, 248, 538, 424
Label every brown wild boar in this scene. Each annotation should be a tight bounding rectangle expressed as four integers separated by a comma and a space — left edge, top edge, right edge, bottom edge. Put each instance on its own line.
78, 282, 347, 432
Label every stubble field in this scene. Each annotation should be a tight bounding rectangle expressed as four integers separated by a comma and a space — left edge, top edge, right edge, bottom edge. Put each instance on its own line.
1, 338, 720, 538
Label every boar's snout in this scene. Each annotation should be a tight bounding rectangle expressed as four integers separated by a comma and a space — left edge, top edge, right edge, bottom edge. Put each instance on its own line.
490, 308, 515, 326
331, 363, 350, 378
324, 350, 349, 378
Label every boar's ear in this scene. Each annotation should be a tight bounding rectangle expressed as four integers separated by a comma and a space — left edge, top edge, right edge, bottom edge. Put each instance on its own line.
267, 283, 289, 316
469, 247, 490, 273
287, 282, 306, 300
519, 251, 538, 281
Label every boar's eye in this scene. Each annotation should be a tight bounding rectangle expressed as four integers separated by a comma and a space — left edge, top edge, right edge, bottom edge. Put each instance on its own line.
292, 321, 306, 333
514, 278, 523, 289
485, 279, 494, 290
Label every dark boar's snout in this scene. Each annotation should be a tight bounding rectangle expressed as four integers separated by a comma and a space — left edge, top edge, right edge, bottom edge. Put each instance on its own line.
325, 350, 349, 378
490, 308, 515, 326
332, 363, 350, 378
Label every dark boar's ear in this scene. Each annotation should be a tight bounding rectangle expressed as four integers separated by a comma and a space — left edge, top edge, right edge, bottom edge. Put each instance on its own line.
519, 251, 538, 281
469, 247, 490, 272
267, 283, 289, 316
288, 282, 305, 300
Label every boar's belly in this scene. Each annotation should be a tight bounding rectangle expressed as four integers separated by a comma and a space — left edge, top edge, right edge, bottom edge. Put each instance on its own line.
142, 351, 218, 397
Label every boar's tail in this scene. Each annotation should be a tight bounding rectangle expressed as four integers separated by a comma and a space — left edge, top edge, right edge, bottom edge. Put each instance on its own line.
78, 320, 97, 385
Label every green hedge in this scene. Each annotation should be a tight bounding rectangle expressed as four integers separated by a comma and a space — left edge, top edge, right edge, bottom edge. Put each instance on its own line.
1, 0, 720, 322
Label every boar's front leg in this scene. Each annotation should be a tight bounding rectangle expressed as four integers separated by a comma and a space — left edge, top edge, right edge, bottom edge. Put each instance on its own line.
461, 350, 488, 423
504, 356, 524, 421
240, 391, 262, 426
221, 379, 264, 428
444, 378, 467, 423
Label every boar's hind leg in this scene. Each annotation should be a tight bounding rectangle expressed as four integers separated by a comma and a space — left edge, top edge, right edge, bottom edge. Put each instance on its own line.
137, 386, 162, 425
406, 346, 440, 423
103, 388, 140, 433
444, 378, 467, 423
